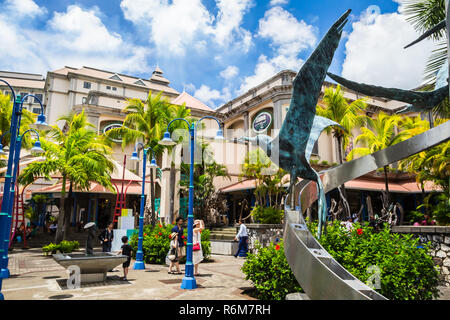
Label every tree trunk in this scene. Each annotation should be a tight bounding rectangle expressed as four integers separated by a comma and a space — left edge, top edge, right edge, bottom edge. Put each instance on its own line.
63, 182, 74, 240
54, 175, 66, 244
383, 166, 390, 204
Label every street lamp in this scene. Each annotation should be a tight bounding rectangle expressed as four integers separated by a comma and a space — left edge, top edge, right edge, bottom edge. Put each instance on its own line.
159, 116, 224, 290
0, 79, 50, 300
130, 142, 158, 270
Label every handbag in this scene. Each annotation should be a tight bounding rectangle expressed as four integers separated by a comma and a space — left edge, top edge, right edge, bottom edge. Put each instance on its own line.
193, 243, 200, 251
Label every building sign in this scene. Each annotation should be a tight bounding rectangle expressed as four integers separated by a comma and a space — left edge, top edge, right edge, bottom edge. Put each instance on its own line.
252, 111, 272, 133
101, 121, 123, 143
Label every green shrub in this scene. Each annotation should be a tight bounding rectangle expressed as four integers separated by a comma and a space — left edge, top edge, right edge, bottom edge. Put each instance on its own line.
309, 220, 440, 300
241, 241, 302, 300
129, 223, 211, 264
42, 241, 79, 255
251, 206, 284, 224
320, 160, 329, 166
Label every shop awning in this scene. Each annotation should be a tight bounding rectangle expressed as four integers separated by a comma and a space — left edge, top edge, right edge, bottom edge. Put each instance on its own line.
220, 177, 441, 194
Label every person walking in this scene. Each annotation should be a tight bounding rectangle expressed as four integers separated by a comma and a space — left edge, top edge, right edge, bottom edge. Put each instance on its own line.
170, 217, 185, 274
99, 222, 114, 252
234, 219, 248, 258
193, 219, 204, 276
117, 236, 133, 281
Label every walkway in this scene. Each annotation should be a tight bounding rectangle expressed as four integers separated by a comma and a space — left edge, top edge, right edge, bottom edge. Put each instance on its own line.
3, 248, 255, 300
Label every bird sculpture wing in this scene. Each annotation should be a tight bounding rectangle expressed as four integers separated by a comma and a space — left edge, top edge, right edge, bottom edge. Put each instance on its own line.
305, 116, 344, 161
278, 9, 351, 182
326, 72, 448, 111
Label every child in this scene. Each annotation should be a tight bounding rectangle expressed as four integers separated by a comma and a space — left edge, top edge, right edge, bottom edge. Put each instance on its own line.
117, 236, 133, 281
168, 232, 181, 274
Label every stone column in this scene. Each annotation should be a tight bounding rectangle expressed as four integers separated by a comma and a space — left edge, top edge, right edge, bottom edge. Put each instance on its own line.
159, 148, 172, 223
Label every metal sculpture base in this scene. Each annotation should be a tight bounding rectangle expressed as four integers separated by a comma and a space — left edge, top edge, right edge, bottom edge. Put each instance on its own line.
53, 253, 128, 284
285, 121, 450, 300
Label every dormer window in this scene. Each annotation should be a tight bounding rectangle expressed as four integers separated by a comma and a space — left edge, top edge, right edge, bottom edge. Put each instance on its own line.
134, 79, 146, 86
109, 74, 123, 81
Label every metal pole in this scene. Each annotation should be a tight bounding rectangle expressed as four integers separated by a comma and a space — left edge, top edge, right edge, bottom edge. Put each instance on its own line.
181, 124, 197, 289
133, 149, 147, 270
0, 94, 21, 300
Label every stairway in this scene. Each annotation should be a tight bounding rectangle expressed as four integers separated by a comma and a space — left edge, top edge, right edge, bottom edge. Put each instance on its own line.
209, 227, 237, 241
10, 230, 100, 250
209, 226, 239, 255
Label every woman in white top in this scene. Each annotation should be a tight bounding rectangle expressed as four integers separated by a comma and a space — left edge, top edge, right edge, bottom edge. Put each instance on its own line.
193, 219, 204, 276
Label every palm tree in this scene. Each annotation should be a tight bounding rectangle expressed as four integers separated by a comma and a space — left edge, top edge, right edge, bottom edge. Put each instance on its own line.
316, 85, 368, 165
403, 0, 447, 84
399, 118, 449, 194
0, 92, 36, 152
105, 91, 192, 224
346, 112, 404, 201
18, 110, 114, 243
402, 0, 449, 119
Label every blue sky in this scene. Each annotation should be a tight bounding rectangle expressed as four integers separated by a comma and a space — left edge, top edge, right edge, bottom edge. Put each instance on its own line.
0, 0, 438, 109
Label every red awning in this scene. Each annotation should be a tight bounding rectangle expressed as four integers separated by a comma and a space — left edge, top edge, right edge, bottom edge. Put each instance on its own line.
220, 177, 441, 194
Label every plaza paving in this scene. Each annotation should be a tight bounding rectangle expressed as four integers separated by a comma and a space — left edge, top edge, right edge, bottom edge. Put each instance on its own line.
2, 248, 450, 300
2, 248, 255, 300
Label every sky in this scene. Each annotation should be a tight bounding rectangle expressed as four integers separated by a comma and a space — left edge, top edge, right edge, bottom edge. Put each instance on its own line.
0, 0, 439, 109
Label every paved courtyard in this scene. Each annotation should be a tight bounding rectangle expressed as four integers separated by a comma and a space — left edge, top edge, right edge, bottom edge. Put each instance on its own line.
2, 248, 449, 300
2, 248, 255, 300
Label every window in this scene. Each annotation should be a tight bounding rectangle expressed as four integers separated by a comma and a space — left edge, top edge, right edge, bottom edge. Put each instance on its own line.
109, 74, 122, 81
112, 87, 117, 91
34, 93, 43, 103
3, 90, 10, 97
20, 92, 28, 102
106, 85, 111, 90
312, 141, 319, 155
32, 107, 42, 114
83, 81, 91, 89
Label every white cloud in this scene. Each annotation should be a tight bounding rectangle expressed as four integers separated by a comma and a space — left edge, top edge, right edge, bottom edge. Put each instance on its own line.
239, 6, 316, 94
258, 6, 317, 56
193, 84, 231, 108
220, 66, 239, 79
0, 4, 150, 75
213, 0, 254, 48
341, 6, 437, 89
5, 0, 46, 17
120, 0, 253, 56
269, 0, 289, 6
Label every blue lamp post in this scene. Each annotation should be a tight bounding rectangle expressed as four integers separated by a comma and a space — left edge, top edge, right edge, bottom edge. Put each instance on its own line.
159, 116, 224, 290
0, 79, 50, 300
130, 142, 158, 270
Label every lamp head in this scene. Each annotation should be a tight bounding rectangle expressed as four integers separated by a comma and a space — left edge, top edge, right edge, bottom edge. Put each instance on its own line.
0, 144, 7, 156
215, 128, 224, 141
30, 140, 44, 156
30, 114, 52, 131
159, 131, 176, 146
130, 150, 140, 162
149, 157, 158, 168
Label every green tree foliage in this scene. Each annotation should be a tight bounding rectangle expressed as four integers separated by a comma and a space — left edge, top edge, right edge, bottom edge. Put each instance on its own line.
18, 110, 114, 243
105, 91, 192, 224
0, 92, 36, 153
129, 223, 211, 264
316, 85, 368, 164
240, 149, 287, 224
241, 241, 302, 300
309, 220, 440, 300
179, 140, 230, 223
347, 112, 405, 200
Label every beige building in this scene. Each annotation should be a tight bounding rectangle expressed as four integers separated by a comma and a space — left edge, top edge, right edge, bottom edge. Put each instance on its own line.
0, 71, 46, 114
